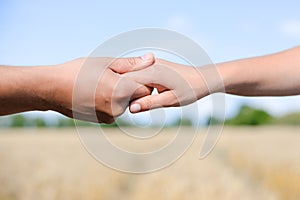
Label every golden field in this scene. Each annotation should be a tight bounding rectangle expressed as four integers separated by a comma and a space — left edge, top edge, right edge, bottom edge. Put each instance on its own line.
0, 127, 299, 200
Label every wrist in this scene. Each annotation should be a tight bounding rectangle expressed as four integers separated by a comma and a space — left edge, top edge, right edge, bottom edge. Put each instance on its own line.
216, 61, 242, 94
194, 65, 226, 97
216, 59, 260, 95
216, 62, 232, 94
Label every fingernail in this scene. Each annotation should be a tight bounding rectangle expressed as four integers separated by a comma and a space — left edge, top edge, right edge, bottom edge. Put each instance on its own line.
141, 53, 152, 61
130, 103, 141, 112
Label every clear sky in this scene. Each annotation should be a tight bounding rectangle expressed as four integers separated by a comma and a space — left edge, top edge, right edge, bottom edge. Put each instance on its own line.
1, 1, 300, 124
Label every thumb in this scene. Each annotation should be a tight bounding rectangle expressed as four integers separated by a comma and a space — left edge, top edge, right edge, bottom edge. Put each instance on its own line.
129, 91, 176, 113
110, 53, 155, 74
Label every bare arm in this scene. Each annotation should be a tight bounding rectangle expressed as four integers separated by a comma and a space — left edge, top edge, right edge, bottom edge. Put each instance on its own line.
0, 54, 154, 123
0, 65, 53, 115
218, 46, 300, 96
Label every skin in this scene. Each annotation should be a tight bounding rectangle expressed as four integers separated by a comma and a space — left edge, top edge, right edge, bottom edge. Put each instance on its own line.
1, 46, 300, 122
0, 53, 154, 123
128, 46, 300, 113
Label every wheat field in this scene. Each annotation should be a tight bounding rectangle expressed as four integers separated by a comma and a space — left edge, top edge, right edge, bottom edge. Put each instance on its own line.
0, 127, 299, 200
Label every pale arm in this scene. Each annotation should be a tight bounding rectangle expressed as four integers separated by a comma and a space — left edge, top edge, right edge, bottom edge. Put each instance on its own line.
218, 46, 300, 96
128, 46, 300, 113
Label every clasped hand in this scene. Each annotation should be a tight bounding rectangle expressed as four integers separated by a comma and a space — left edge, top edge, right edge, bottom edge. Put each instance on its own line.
53, 53, 208, 124
1, 46, 298, 122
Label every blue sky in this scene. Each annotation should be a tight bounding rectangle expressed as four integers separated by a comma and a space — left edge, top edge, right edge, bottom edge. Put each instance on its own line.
1, 0, 300, 123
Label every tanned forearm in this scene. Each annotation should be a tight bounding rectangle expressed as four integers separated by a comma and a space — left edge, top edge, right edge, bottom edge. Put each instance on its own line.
0, 65, 54, 115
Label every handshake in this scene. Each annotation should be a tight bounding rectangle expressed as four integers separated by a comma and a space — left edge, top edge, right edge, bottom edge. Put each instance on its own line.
65, 53, 213, 123
0, 52, 218, 124
2, 46, 298, 123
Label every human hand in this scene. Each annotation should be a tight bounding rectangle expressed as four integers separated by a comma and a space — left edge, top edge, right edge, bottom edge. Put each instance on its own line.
125, 59, 220, 113
48, 53, 155, 123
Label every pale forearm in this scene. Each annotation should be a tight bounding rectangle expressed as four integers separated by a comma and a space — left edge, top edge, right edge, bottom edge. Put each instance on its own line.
217, 46, 300, 96
0, 65, 54, 115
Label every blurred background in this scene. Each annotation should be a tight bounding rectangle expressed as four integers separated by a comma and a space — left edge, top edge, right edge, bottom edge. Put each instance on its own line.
1, 1, 300, 200
1, 0, 300, 125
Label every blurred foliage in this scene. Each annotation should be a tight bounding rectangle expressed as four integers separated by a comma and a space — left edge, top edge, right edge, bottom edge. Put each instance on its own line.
225, 105, 272, 126
206, 117, 221, 126
172, 118, 193, 126
57, 118, 75, 127
0, 114, 133, 128
208, 105, 300, 126
271, 113, 300, 125
1, 105, 300, 128
11, 115, 26, 127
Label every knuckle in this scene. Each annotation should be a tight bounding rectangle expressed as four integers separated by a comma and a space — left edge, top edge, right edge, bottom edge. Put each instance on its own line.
115, 78, 134, 99
101, 94, 112, 107
127, 57, 138, 66
110, 100, 127, 117
141, 98, 152, 110
115, 106, 126, 116
114, 88, 129, 100
110, 104, 125, 117
168, 95, 179, 106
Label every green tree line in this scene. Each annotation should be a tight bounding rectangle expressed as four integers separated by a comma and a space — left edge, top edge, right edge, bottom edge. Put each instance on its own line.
209, 105, 300, 126
1, 105, 300, 128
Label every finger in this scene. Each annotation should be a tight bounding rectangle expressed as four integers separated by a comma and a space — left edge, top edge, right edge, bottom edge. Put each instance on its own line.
130, 85, 153, 101
110, 53, 155, 74
124, 63, 181, 90
129, 91, 177, 113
